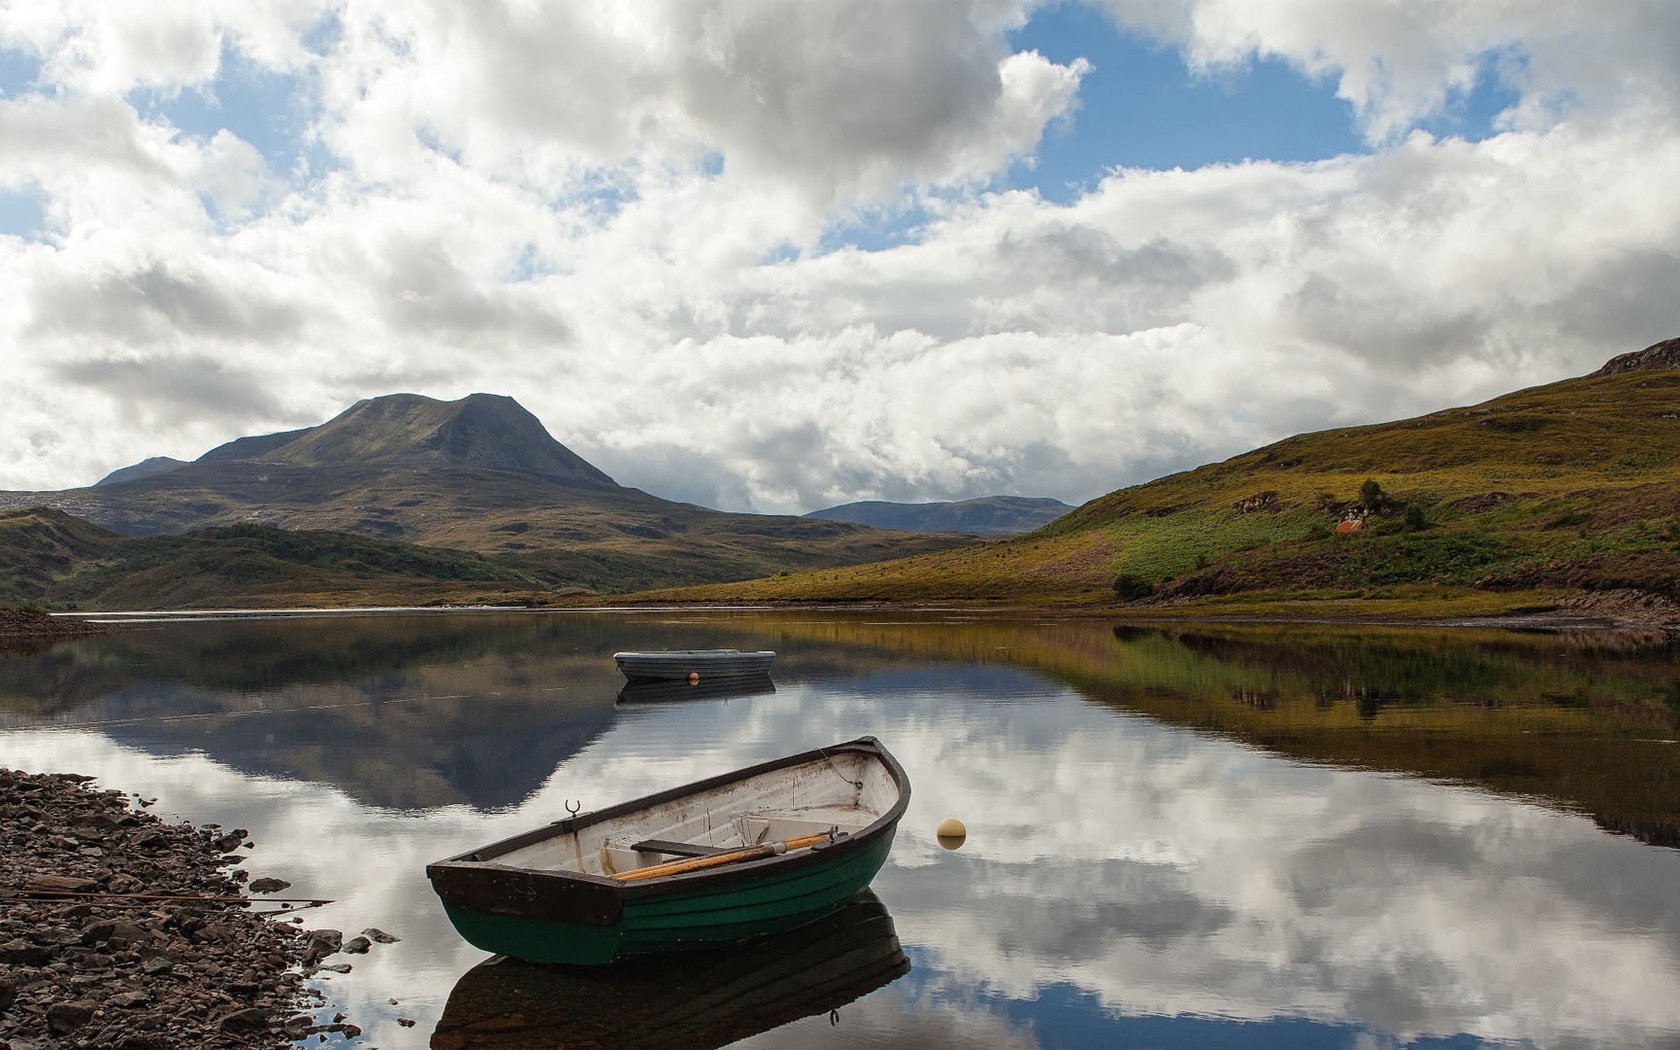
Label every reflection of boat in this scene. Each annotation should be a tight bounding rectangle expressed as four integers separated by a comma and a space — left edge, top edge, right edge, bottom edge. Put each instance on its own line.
613, 648, 776, 682
430, 890, 910, 1050
427, 736, 910, 965
617, 673, 776, 705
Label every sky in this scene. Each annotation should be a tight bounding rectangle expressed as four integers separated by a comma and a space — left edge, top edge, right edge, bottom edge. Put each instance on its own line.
1, 1, 1678, 514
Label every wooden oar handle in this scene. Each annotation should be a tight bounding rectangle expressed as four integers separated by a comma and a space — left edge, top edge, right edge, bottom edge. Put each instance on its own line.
613, 831, 835, 882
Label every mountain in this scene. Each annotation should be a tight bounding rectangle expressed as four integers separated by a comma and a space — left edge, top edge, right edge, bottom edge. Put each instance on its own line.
94, 456, 188, 487
627, 337, 1680, 617
199, 392, 614, 486
0, 393, 970, 597
805, 496, 1072, 535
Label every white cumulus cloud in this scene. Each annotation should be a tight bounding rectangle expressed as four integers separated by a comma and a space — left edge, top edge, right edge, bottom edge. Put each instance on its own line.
0, 0, 1677, 513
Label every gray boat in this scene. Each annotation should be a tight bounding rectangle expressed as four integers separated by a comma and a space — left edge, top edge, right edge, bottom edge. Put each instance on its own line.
613, 648, 776, 683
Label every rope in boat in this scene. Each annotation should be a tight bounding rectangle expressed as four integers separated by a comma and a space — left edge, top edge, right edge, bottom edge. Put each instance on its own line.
817, 746, 865, 800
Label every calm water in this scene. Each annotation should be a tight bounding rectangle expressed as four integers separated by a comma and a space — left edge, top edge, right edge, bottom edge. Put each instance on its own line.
3, 611, 1679, 1049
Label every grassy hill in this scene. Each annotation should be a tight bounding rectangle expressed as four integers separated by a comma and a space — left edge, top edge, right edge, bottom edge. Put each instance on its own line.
625, 343, 1680, 616
0, 393, 969, 593
0, 507, 564, 609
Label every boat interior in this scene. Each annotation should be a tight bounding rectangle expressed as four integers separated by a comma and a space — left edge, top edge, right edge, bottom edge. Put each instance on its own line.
491, 750, 899, 878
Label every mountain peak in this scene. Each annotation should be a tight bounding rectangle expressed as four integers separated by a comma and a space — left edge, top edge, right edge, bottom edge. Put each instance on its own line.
94, 456, 189, 488
1594, 337, 1680, 376
198, 393, 615, 487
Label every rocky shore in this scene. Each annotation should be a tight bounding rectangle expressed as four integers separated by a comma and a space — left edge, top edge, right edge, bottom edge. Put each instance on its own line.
0, 610, 113, 650
0, 768, 373, 1048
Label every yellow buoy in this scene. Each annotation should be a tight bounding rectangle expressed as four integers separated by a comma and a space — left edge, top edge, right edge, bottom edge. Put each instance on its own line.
688, 671, 700, 685
936, 817, 966, 850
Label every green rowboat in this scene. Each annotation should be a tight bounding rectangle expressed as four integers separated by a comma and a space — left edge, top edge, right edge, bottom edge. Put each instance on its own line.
426, 737, 910, 965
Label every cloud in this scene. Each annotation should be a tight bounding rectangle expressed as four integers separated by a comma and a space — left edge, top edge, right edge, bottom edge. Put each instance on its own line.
1094, 0, 1680, 140
1, 2, 1680, 511
52, 353, 286, 427
313, 2, 1085, 210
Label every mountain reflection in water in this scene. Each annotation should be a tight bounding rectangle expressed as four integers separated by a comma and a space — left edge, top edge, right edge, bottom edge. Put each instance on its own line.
2, 611, 1679, 1047
431, 890, 908, 1050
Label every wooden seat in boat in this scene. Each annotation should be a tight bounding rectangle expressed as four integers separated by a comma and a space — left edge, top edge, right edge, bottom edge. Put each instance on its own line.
629, 838, 734, 858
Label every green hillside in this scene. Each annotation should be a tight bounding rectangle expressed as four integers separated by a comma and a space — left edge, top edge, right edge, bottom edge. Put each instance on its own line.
0, 508, 560, 609
625, 347, 1680, 617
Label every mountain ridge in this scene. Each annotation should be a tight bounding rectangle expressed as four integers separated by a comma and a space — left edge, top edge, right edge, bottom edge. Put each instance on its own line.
805, 496, 1072, 535
0, 392, 971, 596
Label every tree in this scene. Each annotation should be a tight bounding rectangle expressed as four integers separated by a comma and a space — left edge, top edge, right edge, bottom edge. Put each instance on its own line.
1359, 478, 1385, 510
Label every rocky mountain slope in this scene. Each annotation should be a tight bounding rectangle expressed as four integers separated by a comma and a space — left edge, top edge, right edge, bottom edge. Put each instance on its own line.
805, 496, 1072, 535
630, 337, 1680, 614
0, 393, 969, 594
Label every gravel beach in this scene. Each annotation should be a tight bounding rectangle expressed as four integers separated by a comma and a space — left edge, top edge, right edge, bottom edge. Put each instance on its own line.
0, 768, 367, 1048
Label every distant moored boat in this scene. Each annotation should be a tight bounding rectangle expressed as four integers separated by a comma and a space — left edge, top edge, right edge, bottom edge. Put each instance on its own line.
613, 648, 775, 682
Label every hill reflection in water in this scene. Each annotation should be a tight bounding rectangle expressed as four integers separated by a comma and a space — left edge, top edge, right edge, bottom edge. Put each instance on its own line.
1, 611, 1678, 1047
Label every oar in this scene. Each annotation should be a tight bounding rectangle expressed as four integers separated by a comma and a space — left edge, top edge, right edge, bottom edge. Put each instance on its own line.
613, 831, 838, 882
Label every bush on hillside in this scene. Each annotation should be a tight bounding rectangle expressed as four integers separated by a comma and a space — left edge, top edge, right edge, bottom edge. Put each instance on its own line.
1112, 574, 1155, 600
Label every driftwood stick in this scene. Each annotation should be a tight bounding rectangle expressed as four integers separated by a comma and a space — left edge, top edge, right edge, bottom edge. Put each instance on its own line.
5, 889, 333, 906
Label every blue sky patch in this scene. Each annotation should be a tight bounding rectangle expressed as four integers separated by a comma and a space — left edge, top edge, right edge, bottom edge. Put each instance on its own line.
0, 188, 46, 240
0, 46, 42, 98
1009, 4, 1363, 201
128, 44, 318, 176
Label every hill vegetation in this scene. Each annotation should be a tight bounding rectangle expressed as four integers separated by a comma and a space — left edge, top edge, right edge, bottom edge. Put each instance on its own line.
0, 507, 561, 609
625, 340, 1680, 620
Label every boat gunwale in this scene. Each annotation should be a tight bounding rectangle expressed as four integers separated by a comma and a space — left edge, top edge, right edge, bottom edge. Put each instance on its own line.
426, 736, 909, 919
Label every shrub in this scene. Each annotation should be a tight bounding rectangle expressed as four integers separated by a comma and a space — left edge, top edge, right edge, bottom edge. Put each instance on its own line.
1359, 478, 1385, 509
1112, 574, 1155, 600
1405, 506, 1427, 531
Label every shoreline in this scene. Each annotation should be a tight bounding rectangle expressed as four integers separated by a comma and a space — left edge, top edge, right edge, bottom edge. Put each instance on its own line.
10, 588, 1678, 637
0, 768, 375, 1047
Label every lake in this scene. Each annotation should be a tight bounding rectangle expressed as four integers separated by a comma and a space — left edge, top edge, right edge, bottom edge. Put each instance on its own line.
2, 610, 1679, 1048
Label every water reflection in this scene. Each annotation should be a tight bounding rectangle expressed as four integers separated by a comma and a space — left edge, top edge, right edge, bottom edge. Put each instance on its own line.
617, 673, 776, 705
1, 612, 1678, 1047
431, 890, 908, 1049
